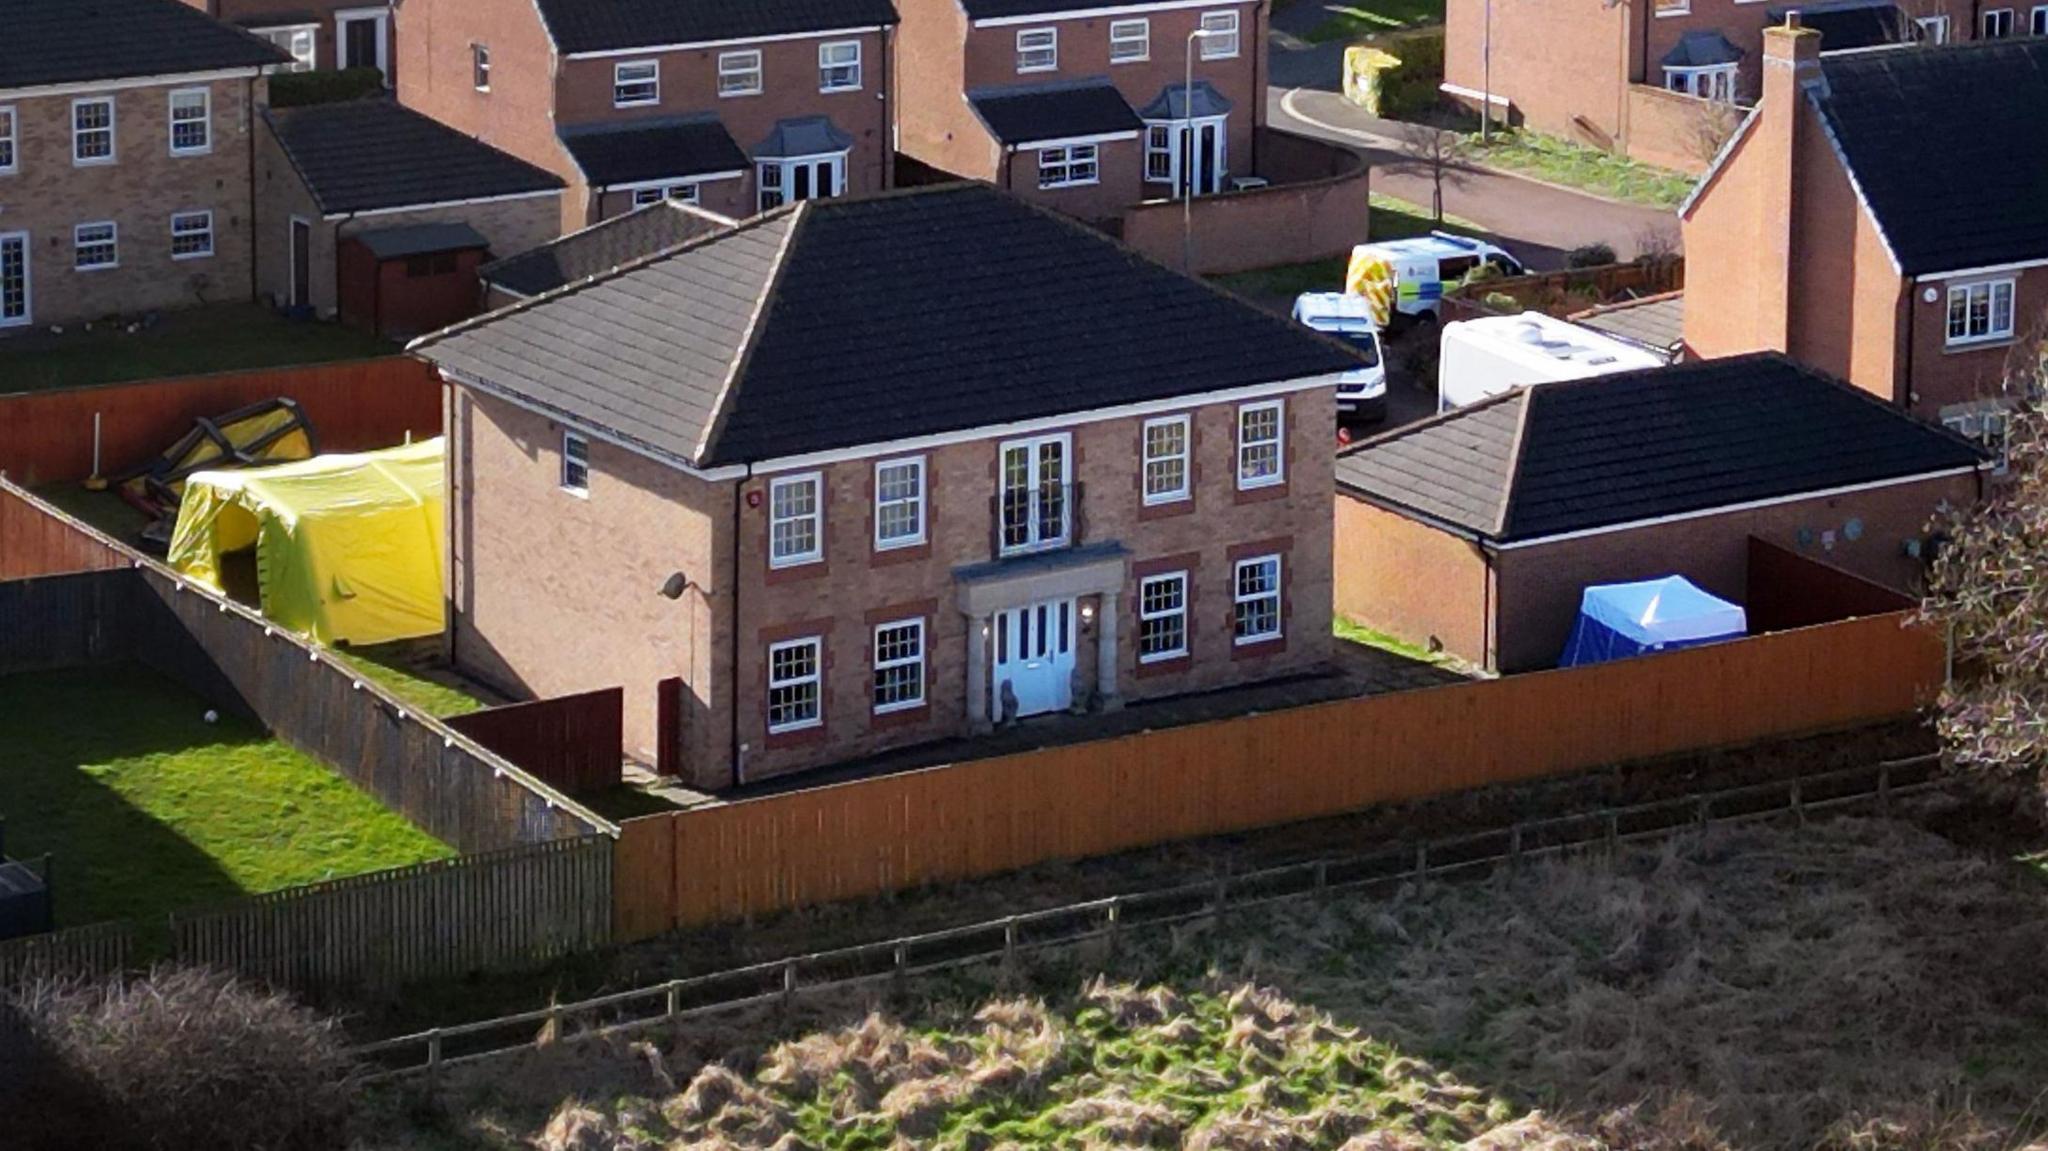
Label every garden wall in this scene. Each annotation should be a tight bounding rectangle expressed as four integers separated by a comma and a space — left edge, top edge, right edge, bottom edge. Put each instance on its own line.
1121, 129, 1371, 275
1623, 84, 1744, 177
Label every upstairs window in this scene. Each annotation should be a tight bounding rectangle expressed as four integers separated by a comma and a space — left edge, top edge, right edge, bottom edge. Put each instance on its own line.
473, 44, 492, 91
73, 97, 115, 165
1984, 7, 2015, 36
169, 88, 210, 155
1947, 280, 2016, 346
1917, 14, 1950, 40
614, 60, 659, 107
769, 472, 823, 566
259, 26, 317, 71
1200, 10, 1240, 58
1142, 415, 1191, 504
1016, 28, 1057, 72
1110, 18, 1150, 62
0, 107, 15, 175
561, 431, 590, 493
1236, 399, 1285, 489
819, 40, 862, 91
874, 456, 926, 549
720, 50, 763, 96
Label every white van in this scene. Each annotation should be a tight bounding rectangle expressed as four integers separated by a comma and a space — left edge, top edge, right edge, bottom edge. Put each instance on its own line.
1292, 292, 1387, 421
1344, 232, 1524, 327
1437, 312, 1664, 412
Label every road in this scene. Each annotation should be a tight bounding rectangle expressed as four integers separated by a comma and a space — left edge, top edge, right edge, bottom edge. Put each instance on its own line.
1263, 72, 1683, 270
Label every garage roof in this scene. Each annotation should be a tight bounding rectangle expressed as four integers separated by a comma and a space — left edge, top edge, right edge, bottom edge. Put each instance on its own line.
265, 100, 564, 216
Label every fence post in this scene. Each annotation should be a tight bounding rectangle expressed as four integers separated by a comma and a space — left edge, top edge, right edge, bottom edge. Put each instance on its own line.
1878, 763, 1892, 815
782, 960, 797, 1005
1508, 825, 1522, 871
1106, 897, 1122, 955
426, 1029, 443, 1080
1413, 843, 1428, 891
1790, 780, 1805, 826
1605, 811, 1619, 854
1313, 860, 1328, 891
1003, 916, 1018, 964
1213, 877, 1228, 917
1695, 796, 1711, 826
666, 979, 681, 1020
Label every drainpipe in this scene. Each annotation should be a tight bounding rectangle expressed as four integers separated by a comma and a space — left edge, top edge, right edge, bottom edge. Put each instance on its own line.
1478, 540, 1497, 672
727, 472, 746, 788
881, 27, 896, 188
1900, 283, 1917, 411
331, 212, 356, 323
246, 77, 260, 306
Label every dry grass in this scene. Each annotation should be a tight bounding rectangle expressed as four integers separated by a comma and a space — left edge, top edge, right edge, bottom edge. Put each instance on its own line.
361, 818, 2048, 1151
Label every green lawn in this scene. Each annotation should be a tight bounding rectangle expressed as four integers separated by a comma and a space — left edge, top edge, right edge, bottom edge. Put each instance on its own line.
1210, 194, 1482, 301
334, 643, 490, 719
1305, 0, 1444, 41
0, 303, 396, 395
0, 664, 453, 925
1334, 615, 1444, 663
1466, 129, 1697, 209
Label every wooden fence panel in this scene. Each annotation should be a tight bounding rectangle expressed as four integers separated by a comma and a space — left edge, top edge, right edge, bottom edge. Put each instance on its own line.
0, 920, 132, 985
634, 611, 1942, 932
0, 486, 128, 580
447, 688, 623, 797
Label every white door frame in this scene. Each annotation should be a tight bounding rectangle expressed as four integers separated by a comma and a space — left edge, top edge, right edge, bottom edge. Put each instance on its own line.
336, 6, 391, 82
287, 215, 312, 308
994, 598, 1076, 718
0, 231, 30, 329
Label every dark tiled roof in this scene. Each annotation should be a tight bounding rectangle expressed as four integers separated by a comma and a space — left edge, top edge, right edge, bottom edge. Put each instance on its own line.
479, 201, 735, 297
266, 100, 564, 215
1569, 292, 1685, 360
0, 0, 289, 89
415, 184, 1364, 468
969, 80, 1142, 146
1335, 353, 1984, 543
562, 117, 751, 186
962, 0, 1243, 19
1137, 80, 1234, 121
1815, 40, 2048, 274
753, 116, 854, 158
355, 222, 491, 260
1772, 0, 1915, 51
1661, 29, 1743, 68
534, 0, 897, 54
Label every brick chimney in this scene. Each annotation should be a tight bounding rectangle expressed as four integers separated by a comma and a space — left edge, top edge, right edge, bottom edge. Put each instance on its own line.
1755, 14, 1823, 351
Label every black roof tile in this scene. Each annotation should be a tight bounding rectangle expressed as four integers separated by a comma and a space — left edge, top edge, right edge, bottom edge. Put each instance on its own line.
1774, 0, 1915, 51
969, 80, 1142, 145
1336, 353, 1984, 542
1816, 40, 2048, 274
0, 0, 289, 89
266, 100, 564, 215
355, 222, 491, 259
535, 0, 897, 54
480, 201, 735, 297
561, 117, 752, 186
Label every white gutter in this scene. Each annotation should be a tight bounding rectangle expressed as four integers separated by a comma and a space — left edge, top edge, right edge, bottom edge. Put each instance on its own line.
0, 66, 264, 100
433, 367, 751, 482
324, 188, 563, 221
564, 26, 887, 59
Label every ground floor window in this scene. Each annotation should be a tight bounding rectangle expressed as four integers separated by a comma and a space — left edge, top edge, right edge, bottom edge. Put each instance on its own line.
1664, 64, 1736, 101
257, 24, 317, 71
767, 637, 822, 733
1947, 279, 2016, 345
170, 211, 213, 260
872, 619, 925, 713
74, 222, 117, 270
1037, 144, 1099, 189
758, 153, 845, 213
1138, 573, 1189, 661
632, 182, 702, 208
1233, 555, 1282, 645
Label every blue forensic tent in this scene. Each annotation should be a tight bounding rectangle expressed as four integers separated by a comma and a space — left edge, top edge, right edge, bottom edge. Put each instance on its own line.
1559, 576, 1747, 667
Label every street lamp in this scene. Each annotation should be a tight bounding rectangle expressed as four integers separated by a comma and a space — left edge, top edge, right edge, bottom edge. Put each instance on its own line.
1183, 25, 1220, 272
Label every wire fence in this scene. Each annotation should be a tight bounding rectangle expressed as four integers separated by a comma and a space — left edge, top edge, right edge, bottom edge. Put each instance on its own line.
353, 752, 1946, 1079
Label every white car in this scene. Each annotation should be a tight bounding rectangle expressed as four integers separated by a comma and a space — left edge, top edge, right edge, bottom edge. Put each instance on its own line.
1345, 232, 1525, 327
1292, 292, 1387, 422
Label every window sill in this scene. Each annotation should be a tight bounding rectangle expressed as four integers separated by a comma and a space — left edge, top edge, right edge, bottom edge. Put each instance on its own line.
1038, 180, 1100, 190
1138, 497, 1195, 523
870, 702, 930, 731
1944, 336, 2016, 354
72, 158, 116, 169
170, 147, 214, 159
171, 252, 215, 262
820, 85, 862, 95
558, 485, 589, 500
1017, 65, 1058, 74
764, 720, 828, 750
719, 89, 764, 99
1135, 652, 1191, 679
1112, 55, 1150, 64
1231, 633, 1286, 659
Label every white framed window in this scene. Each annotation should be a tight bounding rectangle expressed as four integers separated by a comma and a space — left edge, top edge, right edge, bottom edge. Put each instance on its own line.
874, 456, 926, 549
1985, 7, 2015, 36
72, 97, 115, 166
1233, 555, 1282, 645
998, 432, 1071, 554
1017, 27, 1057, 72
1943, 407, 2013, 474
1142, 415, 1191, 504
767, 637, 822, 732
1947, 280, 2016, 346
614, 60, 659, 106
872, 619, 925, 713
1652, 0, 1691, 16
1144, 124, 1173, 183
168, 88, 210, 156
561, 430, 590, 493
1917, 14, 1950, 41
0, 107, 15, 175
2033, 5, 2048, 34
1037, 143, 1099, 188
259, 25, 317, 71
473, 44, 492, 91
74, 222, 117, 270
757, 153, 844, 212
1138, 573, 1189, 662
720, 50, 763, 97
1200, 11, 1240, 58
632, 182, 702, 207
1236, 399, 1284, 489
769, 472, 823, 566
819, 40, 862, 91
1664, 64, 1736, 101
170, 211, 213, 260
1110, 18, 1150, 61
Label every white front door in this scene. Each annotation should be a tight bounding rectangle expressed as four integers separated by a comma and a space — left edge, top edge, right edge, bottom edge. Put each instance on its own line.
994, 599, 1075, 718
0, 232, 29, 329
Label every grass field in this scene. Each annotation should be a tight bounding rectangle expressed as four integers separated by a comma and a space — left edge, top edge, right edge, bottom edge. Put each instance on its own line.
1466, 130, 1696, 209
378, 816, 2048, 1150
0, 664, 453, 925
0, 303, 395, 394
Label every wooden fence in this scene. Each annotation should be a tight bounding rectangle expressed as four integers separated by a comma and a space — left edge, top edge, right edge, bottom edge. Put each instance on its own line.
614, 608, 1942, 934
0, 486, 128, 580
1747, 537, 1915, 633
0, 920, 133, 985
1440, 258, 1685, 322
0, 357, 442, 487
448, 688, 624, 797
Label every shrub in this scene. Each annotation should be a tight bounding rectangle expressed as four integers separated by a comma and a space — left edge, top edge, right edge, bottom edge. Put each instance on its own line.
1376, 30, 1445, 122
0, 966, 357, 1151
1566, 242, 1618, 269
1481, 291, 1520, 314
269, 68, 386, 108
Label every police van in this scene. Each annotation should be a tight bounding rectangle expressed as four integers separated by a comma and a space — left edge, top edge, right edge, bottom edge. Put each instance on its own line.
1344, 232, 1524, 328
1291, 291, 1387, 422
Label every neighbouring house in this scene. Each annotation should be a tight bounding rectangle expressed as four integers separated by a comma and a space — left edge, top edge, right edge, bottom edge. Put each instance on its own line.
1441, 0, 1968, 172
1333, 352, 1985, 673
477, 199, 736, 309
0, 0, 289, 332
1683, 28, 2048, 453
184, 0, 396, 81
412, 183, 1363, 789
394, 0, 897, 232
257, 98, 563, 336
892, 0, 1370, 272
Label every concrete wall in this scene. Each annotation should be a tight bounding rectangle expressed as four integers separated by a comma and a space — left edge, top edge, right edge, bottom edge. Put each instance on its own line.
1121, 128, 1369, 274
1333, 493, 1493, 666
0, 75, 263, 328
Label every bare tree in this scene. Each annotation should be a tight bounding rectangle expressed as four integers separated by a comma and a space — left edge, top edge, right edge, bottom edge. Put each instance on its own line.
1686, 97, 1747, 168
1396, 124, 1472, 224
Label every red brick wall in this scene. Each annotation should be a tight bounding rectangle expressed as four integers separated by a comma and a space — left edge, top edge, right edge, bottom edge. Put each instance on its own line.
998, 139, 1145, 224
1334, 494, 1493, 666
1120, 129, 1369, 274
1904, 267, 2048, 415
1444, 0, 1631, 144
894, 0, 987, 178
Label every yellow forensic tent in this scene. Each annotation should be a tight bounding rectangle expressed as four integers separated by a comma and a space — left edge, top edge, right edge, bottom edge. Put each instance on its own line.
167, 438, 446, 646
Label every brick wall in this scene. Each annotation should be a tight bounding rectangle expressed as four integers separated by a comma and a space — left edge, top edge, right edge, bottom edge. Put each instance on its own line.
1121, 128, 1369, 275
0, 75, 263, 327
1443, 0, 1630, 143
205, 0, 388, 74
1621, 83, 1736, 174
1904, 267, 2048, 415
894, 0, 983, 177
998, 140, 1145, 225
1333, 493, 1492, 665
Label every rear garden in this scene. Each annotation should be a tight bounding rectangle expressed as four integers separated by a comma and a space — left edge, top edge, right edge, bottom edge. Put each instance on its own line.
0, 304, 394, 395
0, 663, 452, 925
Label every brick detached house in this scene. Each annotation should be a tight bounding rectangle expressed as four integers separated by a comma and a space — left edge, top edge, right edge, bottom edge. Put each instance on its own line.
256, 98, 563, 334
477, 199, 736, 309
184, 0, 396, 80
412, 184, 1362, 789
1442, 0, 1969, 172
0, 0, 289, 332
395, 0, 897, 232
1333, 353, 1985, 673
1683, 28, 2048, 450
